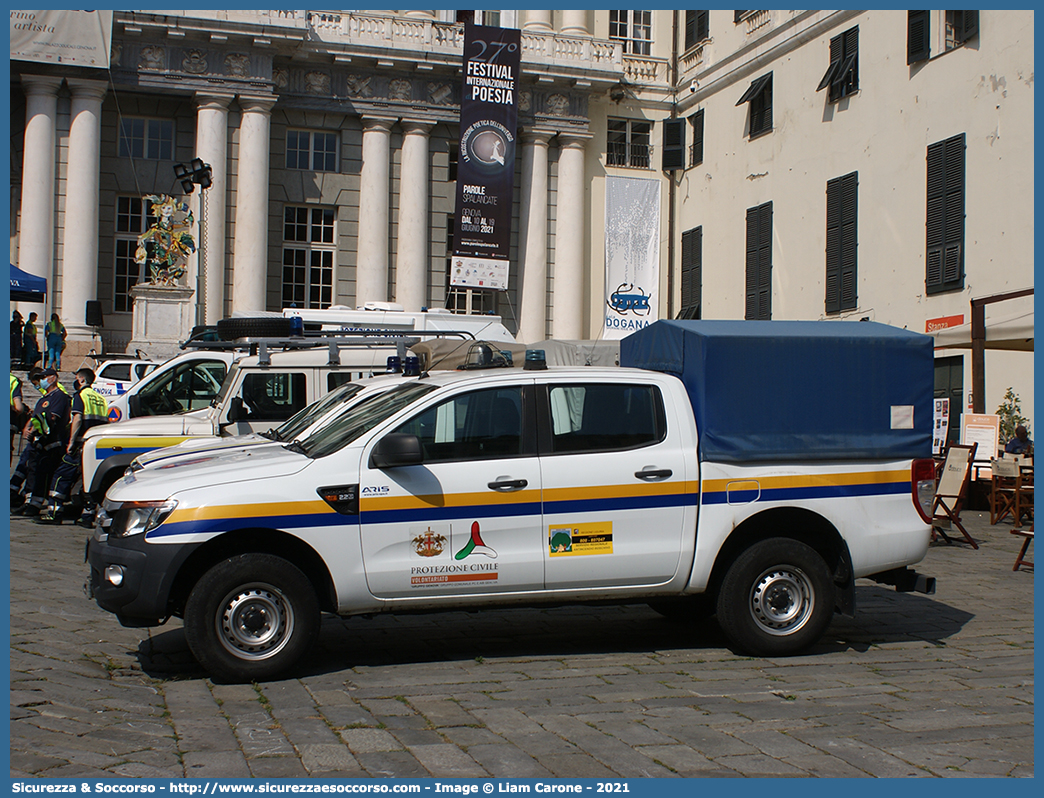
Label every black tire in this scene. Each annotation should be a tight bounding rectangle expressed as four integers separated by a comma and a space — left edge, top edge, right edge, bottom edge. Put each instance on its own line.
716, 538, 834, 657
648, 594, 714, 621
184, 554, 320, 683
216, 317, 292, 341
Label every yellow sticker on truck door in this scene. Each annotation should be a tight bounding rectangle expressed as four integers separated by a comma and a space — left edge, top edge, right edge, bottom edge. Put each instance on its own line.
548, 522, 613, 556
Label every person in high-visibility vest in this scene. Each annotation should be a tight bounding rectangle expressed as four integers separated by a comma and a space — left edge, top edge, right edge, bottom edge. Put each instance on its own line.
39, 368, 110, 525
43, 313, 67, 371
10, 368, 70, 516
10, 373, 26, 450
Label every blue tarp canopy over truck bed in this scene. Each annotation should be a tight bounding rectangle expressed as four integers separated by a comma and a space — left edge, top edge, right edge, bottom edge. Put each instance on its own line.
620, 319, 934, 463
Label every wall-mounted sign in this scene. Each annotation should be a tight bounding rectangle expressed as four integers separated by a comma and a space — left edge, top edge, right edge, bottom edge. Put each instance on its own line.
926, 314, 964, 333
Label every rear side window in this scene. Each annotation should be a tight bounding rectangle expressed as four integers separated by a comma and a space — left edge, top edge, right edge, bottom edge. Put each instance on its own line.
548, 383, 665, 454
239, 372, 308, 421
101, 364, 132, 382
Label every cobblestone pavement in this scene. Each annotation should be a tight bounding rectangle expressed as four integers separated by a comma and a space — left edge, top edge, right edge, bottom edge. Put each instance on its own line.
9, 507, 1033, 779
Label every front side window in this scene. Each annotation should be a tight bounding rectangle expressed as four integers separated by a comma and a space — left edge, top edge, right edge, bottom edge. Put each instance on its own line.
299, 383, 437, 458
548, 383, 664, 454
113, 197, 158, 313
286, 130, 338, 171
926, 133, 966, 294
282, 206, 335, 308
118, 118, 174, 160
736, 73, 772, 138
391, 386, 526, 463
607, 118, 652, 169
609, 10, 652, 56
136, 360, 226, 416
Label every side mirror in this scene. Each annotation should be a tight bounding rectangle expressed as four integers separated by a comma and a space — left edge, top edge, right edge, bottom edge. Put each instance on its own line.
128, 394, 142, 418
227, 396, 246, 423
369, 433, 423, 469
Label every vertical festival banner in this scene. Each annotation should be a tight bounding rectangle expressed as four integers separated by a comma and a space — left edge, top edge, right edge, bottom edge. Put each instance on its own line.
450, 23, 521, 292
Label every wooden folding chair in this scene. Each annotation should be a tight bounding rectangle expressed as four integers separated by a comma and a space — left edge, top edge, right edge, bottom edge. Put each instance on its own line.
931, 442, 979, 549
990, 457, 1019, 525
1011, 527, 1034, 571
1014, 459, 1033, 529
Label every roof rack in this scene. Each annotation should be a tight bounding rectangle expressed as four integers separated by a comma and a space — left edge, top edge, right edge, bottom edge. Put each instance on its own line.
183, 329, 477, 367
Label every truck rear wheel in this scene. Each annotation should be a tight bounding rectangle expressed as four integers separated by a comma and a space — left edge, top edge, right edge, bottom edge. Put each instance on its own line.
716, 538, 833, 657
184, 554, 320, 682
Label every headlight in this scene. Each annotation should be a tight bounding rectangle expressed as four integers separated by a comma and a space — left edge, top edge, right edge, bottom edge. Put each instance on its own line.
109, 499, 178, 538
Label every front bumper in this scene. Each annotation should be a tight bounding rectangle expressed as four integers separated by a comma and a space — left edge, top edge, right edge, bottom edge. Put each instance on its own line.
85, 530, 200, 626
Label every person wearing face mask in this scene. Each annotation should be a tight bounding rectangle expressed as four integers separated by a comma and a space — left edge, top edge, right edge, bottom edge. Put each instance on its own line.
38, 368, 109, 525
10, 368, 71, 516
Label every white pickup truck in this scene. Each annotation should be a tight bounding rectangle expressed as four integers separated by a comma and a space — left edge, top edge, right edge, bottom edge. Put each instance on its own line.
86, 320, 937, 682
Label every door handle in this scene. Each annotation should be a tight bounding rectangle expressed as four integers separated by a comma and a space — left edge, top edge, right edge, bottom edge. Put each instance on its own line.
488, 478, 528, 492
635, 468, 672, 481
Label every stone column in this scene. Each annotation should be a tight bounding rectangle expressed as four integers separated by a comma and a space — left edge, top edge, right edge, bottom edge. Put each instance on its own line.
553, 135, 589, 340
404, 10, 435, 18
61, 79, 108, 340
194, 93, 232, 324
16, 76, 62, 315
524, 10, 553, 31
516, 130, 552, 344
356, 117, 395, 306
562, 11, 590, 35
396, 120, 433, 312
231, 97, 274, 314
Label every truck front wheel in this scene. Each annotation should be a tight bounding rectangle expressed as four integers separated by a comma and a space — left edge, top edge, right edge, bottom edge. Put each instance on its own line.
184, 554, 320, 682
716, 538, 833, 657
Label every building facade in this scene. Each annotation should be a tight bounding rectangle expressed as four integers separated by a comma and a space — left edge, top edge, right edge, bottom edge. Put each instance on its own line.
9, 9, 1034, 433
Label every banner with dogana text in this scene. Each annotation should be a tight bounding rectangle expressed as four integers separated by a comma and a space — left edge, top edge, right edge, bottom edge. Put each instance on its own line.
603, 176, 661, 339
11, 10, 113, 69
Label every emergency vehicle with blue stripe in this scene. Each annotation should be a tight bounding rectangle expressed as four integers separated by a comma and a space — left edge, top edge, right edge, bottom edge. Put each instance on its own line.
86, 320, 938, 683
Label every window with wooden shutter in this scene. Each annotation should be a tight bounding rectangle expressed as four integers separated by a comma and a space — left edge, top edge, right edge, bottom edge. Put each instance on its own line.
908, 10, 930, 64
690, 109, 705, 167
745, 202, 772, 320
679, 226, 702, 320
817, 27, 858, 103
925, 134, 965, 295
825, 172, 858, 313
946, 10, 980, 50
736, 73, 772, 138
661, 119, 686, 171
685, 11, 710, 50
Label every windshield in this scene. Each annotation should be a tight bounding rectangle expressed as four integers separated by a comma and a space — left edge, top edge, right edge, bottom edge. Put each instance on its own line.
297, 382, 436, 458
270, 381, 366, 441
211, 362, 240, 407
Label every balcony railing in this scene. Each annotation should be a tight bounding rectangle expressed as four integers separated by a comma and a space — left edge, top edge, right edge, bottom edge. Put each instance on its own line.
607, 142, 652, 169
